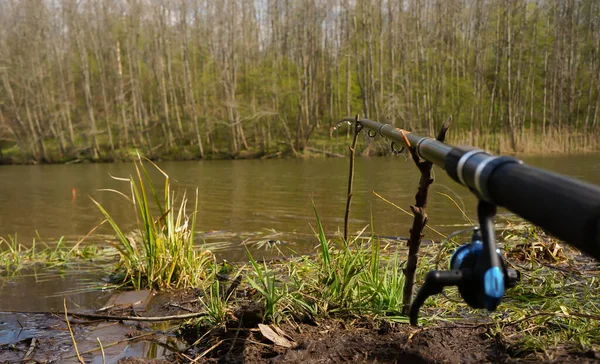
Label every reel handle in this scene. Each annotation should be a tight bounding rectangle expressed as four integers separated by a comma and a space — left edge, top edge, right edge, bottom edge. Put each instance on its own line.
409, 270, 466, 325
408, 200, 520, 326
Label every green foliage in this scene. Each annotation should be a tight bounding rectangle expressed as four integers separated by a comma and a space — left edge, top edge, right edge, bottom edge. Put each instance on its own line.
362, 247, 406, 316
246, 248, 287, 323
92, 153, 213, 290
0, 235, 112, 275
5, 0, 600, 163
276, 206, 407, 319
198, 266, 237, 327
199, 279, 228, 326
250, 209, 599, 356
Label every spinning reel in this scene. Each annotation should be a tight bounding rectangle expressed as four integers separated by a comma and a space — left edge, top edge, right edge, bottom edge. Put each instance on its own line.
409, 200, 520, 325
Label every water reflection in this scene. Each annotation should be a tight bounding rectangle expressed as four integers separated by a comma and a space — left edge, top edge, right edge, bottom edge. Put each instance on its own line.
0, 265, 111, 312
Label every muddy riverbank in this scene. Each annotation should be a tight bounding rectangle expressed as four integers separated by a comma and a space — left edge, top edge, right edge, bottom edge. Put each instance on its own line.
2, 286, 598, 363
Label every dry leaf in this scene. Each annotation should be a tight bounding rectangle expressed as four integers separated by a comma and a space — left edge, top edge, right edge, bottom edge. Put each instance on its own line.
258, 324, 296, 348
273, 325, 294, 342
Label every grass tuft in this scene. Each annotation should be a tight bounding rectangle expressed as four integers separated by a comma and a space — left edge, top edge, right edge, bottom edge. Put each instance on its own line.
92, 154, 213, 290
246, 248, 287, 323
267, 205, 408, 320
199, 277, 232, 327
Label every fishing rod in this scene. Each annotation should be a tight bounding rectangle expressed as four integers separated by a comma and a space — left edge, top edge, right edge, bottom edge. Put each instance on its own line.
346, 117, 600, 325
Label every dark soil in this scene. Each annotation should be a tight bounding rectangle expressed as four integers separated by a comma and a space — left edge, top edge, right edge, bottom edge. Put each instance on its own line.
201, 319, 504, 363
168, 289, 600, 364
180, 317, 599, 363
1, 288, 598, 363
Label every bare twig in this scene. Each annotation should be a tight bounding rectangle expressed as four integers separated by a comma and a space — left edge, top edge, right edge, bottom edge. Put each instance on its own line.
23, 338, 37, 362
226, 313, 244, 358
64, 299, 85, 364
372, 191, 448, 240
402, 116, 452, 315
63, 332, 155, 359
168, 303, 194, 312
436, 116, 453, 142
62, 311, 207, 322
225, 274, 243, 300
304, 147, 344, 158
96, 338, 106, 364
344, 115, 362, 243
184, 327, 216, 352
190, 339, 226, 363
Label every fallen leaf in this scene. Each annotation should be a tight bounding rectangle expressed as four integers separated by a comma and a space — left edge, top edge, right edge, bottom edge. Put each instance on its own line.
258, 324, 296, 348
273, 325, 294, 342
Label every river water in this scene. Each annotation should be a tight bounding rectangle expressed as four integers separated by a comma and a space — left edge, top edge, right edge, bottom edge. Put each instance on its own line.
0, 154, 599, 311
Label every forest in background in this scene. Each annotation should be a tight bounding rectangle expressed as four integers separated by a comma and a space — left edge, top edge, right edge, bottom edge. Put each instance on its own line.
1, 0, 599, 163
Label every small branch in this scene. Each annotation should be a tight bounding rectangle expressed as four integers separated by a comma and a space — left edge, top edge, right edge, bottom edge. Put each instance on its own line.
63, 332, 155, 359
260, 151, 283, 159
192, 339, 227, 363
436, 116, 453, 142
225, 274, 243, 300
23, 338, 37, 362
402, 117, 452, 316
97, 338, 106, 364
64, 299, 85, 364
169, 303, 194, 312
61, 311, 207, 322
344, 115, 362, 243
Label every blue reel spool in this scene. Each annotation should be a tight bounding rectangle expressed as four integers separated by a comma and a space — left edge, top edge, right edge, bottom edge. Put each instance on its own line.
450, 230, 502, 271
449, 228, 509, 310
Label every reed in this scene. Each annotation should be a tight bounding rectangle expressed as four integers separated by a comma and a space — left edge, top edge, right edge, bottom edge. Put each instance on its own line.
176, 216, 598, 357
92, 155, 213, 290
447, 127, 600, 154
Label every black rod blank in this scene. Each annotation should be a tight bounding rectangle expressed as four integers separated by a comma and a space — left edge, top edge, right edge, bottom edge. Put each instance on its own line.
355, 117, 600, 261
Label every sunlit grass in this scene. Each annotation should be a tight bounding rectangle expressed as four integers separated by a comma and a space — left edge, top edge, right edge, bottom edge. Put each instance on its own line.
488, 226, 600, 356
199, 265, 238, 327
246, 248, 287, 323
230, 215, 599, 358
241, 205, 409, 323
92, 154, 214, 290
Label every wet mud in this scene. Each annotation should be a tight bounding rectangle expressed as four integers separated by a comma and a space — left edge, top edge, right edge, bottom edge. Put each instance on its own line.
2, 288, 598, 363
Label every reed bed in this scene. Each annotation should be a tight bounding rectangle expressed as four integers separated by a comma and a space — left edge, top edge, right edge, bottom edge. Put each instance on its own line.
448, 127, 600, 154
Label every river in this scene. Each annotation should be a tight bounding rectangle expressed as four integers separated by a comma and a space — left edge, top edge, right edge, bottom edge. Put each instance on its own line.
0, 154, 599, 311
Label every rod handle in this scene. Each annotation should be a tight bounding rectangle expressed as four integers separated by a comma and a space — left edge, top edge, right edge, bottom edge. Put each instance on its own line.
488, 163, 600, 260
